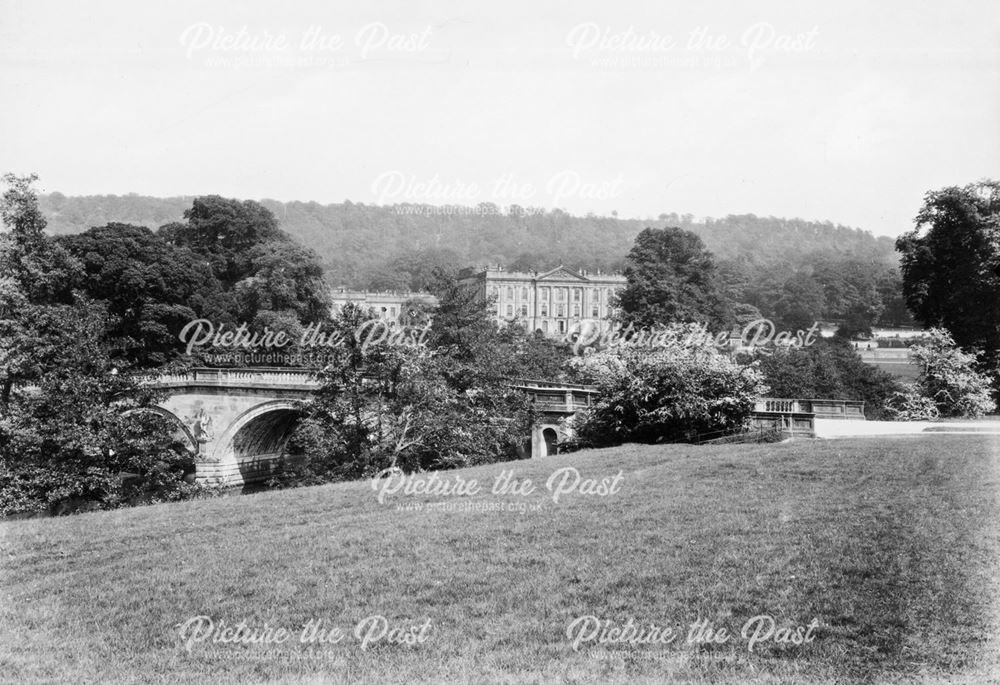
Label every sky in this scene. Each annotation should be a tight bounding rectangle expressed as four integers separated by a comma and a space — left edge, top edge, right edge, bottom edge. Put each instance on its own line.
2, 0, 998, 238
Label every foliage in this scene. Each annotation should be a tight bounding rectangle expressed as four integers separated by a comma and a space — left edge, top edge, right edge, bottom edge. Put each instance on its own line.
158, 195, 331, 330
56, 223, 230, 366
728, 255, 902, 333
617, 227, 732, 329
907, 328, 996, 418
566, 325, 767, 446
896, 180, 1000, 365
158, 195, 283, 285
754, 337, 903, 420
0, 299, 194, 515
0, 173, 80, 305
281, 298, 533, 485
0, 175, 193, 516
884, 384, 940, 421
367, 248, 460, 292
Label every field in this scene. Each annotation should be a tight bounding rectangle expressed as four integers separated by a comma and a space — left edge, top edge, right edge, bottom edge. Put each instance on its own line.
3, 436, 1000, 684
861, 360, 923, 382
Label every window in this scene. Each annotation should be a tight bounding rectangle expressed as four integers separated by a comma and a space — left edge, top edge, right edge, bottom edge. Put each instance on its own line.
541, 287, 550, 301
521, 287, 529, 300
506, 286, 514, 300
556, 289, 565, 302
542, 320, 549, 333
558, 320, 566, 333
557, 304, 566, 317
520, 304, 528, 317
573, 288, 582, 302
505, 304, 514, 317
592, 304, 600, 317
540, 304, 548, 317
572, 304, 580, 318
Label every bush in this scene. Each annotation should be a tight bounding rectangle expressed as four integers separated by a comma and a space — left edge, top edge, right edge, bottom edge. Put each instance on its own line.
909, 328, 996, 418
567, 325, 767, 446
884, 384, 940, 421
0, 409, 195, 517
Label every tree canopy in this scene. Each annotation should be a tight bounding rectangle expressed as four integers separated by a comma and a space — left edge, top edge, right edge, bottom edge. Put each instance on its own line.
617, 227, 732, 330
896, 180, 1000, 363
57, 223, 230, 366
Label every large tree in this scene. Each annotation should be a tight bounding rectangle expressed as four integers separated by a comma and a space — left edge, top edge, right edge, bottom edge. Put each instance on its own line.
57, 223, 231, 366
159, 196, 331, 328
0, 173, 79, 305
617, 227, 732, 330
158, 195, 284, 286
896, 181, 1000, 363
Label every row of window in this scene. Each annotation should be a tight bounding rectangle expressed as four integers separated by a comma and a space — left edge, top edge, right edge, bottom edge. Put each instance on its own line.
491, 285, 613, 303
502, 303, 604, 318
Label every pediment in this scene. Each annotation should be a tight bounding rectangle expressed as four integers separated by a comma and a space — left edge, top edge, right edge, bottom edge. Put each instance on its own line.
535, 266, 589, 282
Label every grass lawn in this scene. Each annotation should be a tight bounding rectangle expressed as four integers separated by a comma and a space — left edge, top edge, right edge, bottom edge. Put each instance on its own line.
3, 435, 1000, 684
864, 360, 923, 382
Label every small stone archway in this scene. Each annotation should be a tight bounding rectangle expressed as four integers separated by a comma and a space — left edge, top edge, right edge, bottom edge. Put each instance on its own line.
542, 427, 559, 456
531, 423, 565, 458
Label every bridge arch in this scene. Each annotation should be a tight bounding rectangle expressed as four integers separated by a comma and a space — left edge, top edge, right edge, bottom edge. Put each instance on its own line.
211, 399, 306, 464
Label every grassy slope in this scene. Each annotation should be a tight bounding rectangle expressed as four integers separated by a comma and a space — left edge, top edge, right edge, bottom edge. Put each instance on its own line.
2, 436, 1000, 684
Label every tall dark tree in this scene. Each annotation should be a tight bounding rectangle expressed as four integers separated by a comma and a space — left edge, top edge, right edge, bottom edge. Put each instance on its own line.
57, 223, 231, 366
158, 195, 330, 328
896, 180, 1000, 363
1, 174, 82, 408
158, 195, 283, 286
0, 173, 80, 305
617, 227, 732, 330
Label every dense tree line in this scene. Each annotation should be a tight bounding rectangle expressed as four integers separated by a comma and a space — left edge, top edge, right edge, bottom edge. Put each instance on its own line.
37, 193, 910, 329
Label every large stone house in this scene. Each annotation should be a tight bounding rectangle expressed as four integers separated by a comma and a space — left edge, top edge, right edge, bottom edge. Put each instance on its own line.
457, 265, 627, 336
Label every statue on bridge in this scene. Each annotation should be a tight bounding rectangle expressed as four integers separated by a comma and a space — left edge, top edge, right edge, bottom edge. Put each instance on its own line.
185, 408, 215, 446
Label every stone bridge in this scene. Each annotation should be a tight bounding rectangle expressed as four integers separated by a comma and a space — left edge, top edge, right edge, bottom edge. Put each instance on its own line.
148, 368, 596, 486
150, 368, 317, 485
146, 368, 836, 485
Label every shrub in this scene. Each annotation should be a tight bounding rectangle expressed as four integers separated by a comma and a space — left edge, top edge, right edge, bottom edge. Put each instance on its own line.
909, 328, 996, 418
567, 325, 767, 446
884, 384, 941, 421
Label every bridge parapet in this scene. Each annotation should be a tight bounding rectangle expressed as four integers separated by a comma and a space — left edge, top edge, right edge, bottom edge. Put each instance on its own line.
149, 367, 320, 391
754, 398, 865, 420
511, 378, 597, 415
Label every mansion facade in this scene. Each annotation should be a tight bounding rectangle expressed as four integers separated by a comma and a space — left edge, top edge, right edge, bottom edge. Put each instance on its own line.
458, 266, 627, 336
